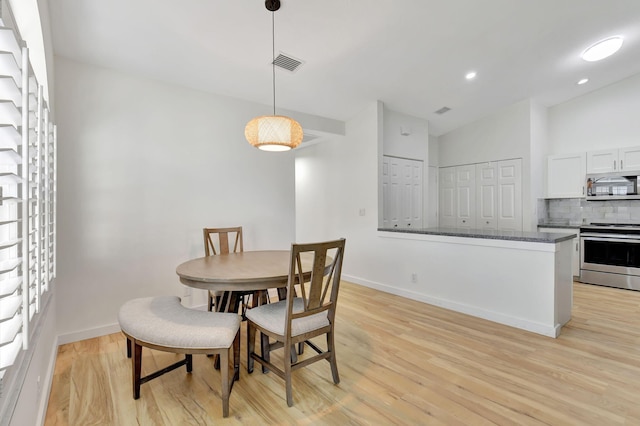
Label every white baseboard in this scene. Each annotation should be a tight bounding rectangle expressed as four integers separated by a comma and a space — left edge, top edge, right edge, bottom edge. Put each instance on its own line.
36, 337, 60, 426
57, 323, 122, 346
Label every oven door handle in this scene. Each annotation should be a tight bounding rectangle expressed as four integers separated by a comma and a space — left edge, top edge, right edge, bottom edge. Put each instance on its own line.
581, 235, 640, 242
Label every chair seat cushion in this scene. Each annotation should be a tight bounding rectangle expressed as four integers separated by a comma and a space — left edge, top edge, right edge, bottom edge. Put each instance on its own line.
246, 298, 329, 336
118, 296, 240, 350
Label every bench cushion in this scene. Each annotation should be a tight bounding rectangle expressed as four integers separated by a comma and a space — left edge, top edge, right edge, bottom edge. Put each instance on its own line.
118, 296, 240, 350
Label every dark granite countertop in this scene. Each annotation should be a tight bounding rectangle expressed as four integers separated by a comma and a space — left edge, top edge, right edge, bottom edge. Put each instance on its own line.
378, 227, 576, 243
537, 222, 581, 229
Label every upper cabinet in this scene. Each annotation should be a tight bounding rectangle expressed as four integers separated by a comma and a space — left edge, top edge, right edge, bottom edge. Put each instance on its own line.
586, 146, 640, 173
547, 153, 586, 198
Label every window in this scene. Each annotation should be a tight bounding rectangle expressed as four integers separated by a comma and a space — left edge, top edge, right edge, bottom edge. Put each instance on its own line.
0, 12, 56, 420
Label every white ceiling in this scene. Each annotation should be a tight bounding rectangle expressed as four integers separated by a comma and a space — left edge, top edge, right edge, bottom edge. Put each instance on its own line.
48, 0, 640, 136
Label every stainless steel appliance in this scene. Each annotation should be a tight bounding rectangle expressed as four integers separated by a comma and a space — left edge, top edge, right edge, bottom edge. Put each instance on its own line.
586, 173, 640, 200
580, 223, 640, 290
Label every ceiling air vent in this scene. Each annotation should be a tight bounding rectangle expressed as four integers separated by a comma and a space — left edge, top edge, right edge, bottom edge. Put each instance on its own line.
273, 53, 304, 73
434, 106, 451, 115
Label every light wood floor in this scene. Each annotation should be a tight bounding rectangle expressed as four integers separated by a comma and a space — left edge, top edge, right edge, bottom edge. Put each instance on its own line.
45, 281, 640, 425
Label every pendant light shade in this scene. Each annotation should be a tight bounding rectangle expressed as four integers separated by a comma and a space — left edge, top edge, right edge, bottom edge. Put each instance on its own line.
245, 115, 303, 151
245, 0, 303, 151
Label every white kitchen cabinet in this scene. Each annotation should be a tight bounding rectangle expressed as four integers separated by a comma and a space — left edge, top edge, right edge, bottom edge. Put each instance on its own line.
547, 153, 586, 198
619, 146, 640, 171
539, 227, 580, 277
382, 156, 423, 229
587, 149, 617, 173
586, 146, 640, 173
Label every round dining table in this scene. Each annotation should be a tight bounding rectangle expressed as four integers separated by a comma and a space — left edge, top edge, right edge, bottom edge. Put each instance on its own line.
176, 250, 301, 292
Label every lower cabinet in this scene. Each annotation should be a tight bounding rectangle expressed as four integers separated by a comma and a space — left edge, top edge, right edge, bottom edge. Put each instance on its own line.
538, 227, 580, 277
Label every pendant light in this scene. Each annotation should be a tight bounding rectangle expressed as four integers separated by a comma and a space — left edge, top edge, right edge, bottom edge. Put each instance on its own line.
245, 0, 303, 151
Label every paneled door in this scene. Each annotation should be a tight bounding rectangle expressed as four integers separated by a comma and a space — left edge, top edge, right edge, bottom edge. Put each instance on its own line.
497, 159, 523, 231
438, 167, 456, 228
401, 160, 422, 228
427, 166, 438, 227
382, 156, 400, 228
383, 156, 423, 229
476, 162, 497, 230
456, 165, 476, 229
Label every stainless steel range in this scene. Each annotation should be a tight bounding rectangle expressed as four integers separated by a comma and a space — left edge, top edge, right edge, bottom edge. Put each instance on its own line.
580, 222, 640, 290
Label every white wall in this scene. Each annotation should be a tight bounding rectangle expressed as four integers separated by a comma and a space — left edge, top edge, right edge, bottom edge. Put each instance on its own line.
437, 99, 537, 229
379, 105, 430, 228
529, 101, 548, 229
295, 101, 568, 334
382, 107, 429, 161
54, 57, 298, 338
428, 134, 439, 167
548, 72, 640, 154
438, 99, 531, 167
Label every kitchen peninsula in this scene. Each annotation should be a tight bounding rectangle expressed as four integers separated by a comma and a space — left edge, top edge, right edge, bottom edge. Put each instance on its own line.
377, 227, 576, 338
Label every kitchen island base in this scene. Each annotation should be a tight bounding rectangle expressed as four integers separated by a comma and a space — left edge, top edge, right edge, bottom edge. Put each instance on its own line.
364, 230, 575, 338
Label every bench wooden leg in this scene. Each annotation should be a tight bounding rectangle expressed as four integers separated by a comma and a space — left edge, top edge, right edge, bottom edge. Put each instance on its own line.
186, 354, 193, 373
132, 341, 142, 399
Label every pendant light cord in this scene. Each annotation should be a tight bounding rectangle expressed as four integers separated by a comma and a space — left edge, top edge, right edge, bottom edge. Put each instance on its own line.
272, 11, 276, 115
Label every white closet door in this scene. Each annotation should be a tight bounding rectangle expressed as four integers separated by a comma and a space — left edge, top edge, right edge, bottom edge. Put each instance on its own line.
497, 159, 523, 231
438, 167, 456, 228
402, 160, 422, 228
383, 156, 401, 228
427, 166, 438, 227
456, 165, 476, 229
476, 162, 497, 230
381, 157, 390, 228
383, 156, 423, 229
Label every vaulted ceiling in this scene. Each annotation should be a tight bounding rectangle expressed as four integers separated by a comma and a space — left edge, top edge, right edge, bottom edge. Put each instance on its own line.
49, 0, 640, 135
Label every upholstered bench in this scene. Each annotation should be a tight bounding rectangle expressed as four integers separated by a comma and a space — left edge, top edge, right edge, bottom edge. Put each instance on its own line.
118, 296, 240, 417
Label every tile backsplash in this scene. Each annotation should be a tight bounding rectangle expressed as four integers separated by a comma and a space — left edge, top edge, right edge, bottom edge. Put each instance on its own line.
540, 198, 640, 225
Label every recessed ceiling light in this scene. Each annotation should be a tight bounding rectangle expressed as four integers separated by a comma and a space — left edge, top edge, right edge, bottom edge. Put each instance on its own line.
581, 36, 623, 62
465, 71, 477, 80
577, 78, 589, 85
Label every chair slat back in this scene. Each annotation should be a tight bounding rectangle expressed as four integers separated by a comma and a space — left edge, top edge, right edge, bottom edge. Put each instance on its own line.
203, 227, 243, 256
286, 238, 345, 326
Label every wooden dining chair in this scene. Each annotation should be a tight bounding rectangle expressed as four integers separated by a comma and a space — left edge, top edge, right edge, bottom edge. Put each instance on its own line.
246, 238, 346, 407
203, 227, 245, 313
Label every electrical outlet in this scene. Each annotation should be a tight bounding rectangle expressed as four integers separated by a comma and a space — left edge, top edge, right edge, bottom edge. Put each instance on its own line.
411, 273, 418, 283
36, 375, 41, 396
